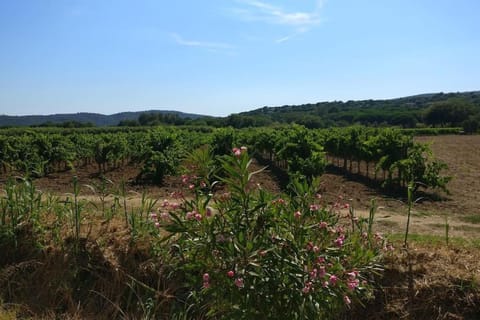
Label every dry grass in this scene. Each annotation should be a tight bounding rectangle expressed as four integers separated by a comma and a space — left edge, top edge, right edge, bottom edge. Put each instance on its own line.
0, 220, 176, 320
350, 242, 480, 320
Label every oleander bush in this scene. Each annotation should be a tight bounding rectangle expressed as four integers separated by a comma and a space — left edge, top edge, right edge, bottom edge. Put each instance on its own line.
157, 148, 387, 319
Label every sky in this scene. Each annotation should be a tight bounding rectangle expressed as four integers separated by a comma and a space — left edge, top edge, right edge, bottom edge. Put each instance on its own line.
0, 0, 479, 117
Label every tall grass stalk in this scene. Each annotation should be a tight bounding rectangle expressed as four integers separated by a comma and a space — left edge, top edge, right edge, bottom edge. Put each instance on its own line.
404, 183, 413, 248
368, 198, 377, 236
445, 214, 450, 246
72, 176, 81, 242
119, 179, 129, 228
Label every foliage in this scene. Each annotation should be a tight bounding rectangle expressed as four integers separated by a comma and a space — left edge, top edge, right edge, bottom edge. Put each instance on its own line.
423, 98, 475, 127
140, 130, 184, 183
159, 148, 386, 319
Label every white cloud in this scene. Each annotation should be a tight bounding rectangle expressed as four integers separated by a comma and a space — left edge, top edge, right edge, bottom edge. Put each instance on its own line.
170, 33, 234, 50
233, 0, 325, 43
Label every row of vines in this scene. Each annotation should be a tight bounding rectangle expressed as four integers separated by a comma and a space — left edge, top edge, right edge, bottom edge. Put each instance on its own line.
0, 125, 450, 193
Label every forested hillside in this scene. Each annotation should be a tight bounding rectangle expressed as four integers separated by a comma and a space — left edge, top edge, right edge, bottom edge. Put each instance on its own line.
228, 91, 480, 129
2, 91, 480, 131
0, 110, 206, 127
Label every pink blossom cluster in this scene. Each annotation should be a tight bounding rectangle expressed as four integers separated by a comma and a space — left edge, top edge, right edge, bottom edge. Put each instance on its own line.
150, 211, 170, 228
334, 234, 345, 247
161, 199, 181, 211
346, 270, 360, 291
232, 146, 248, 158
202, 273, 210, 289
186, 210, 203, 221
271, 198, 286, 206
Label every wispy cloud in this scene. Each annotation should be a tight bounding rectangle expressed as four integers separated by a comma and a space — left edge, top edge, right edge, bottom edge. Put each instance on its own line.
170, 33, 234, 50
232, 0, 325, 43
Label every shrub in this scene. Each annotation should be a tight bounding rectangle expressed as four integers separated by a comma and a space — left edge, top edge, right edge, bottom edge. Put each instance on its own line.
158, 148, 386, 319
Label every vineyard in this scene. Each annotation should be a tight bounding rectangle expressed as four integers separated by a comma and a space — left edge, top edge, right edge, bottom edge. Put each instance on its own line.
0, 125, 450, 192
0, 126, 479, 319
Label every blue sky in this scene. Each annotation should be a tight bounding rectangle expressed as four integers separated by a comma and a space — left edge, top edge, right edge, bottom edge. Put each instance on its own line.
0, 0, 479, 116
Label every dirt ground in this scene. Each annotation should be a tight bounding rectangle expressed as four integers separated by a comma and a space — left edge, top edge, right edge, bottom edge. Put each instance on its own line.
319, 135, 480, 240
1, 134, 479, 240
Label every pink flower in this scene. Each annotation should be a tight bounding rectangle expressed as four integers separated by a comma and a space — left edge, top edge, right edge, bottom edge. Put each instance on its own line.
347, 271, 357, 280
309, 204, 320, 211
302, 281, 313, 294
240, 146, 248, 152
185, 211, 195, 220
160, 212, 170, 220
259, 250, 267, 257
329, 275, 338, 286
294, 211, 302, 219
334, 235, 345, 247
227, 270, 235, 278
205, 207, 213, 217
305, 242, 314, 251
313, 246, 320, 253
233, 148, 242, 157
319, 221, 328, 229
203, 273, 210, 282
343, 203, 350, 209
170, 191, 183, 199
203, 281, 210, 289
154, 222, 160, 228
189, 184, 195, 190
194, 213, 203, 221
316, 256, 325, 264
170, 202, 180, 210
162, 200, 169, 207
150, 212, 158, 220
272, 198, 286, 205
347, 279, 359, 291
318, 266, 326, 277
235, 277, 244, 288
181, 175, 189, 184
344, 295, 351, 305
309, 268, 318, 279
200, 181, 207, 188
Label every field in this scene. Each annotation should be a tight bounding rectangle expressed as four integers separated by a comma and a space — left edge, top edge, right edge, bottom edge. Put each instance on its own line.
320, 135, 480, 240
1, 133, 480, 319
12, 134, 479, 239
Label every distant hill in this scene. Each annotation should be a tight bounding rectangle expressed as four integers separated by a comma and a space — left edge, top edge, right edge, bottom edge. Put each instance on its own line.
227, 90, 480, 128
2, 90, 480, 128
0, 110, 207, 127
